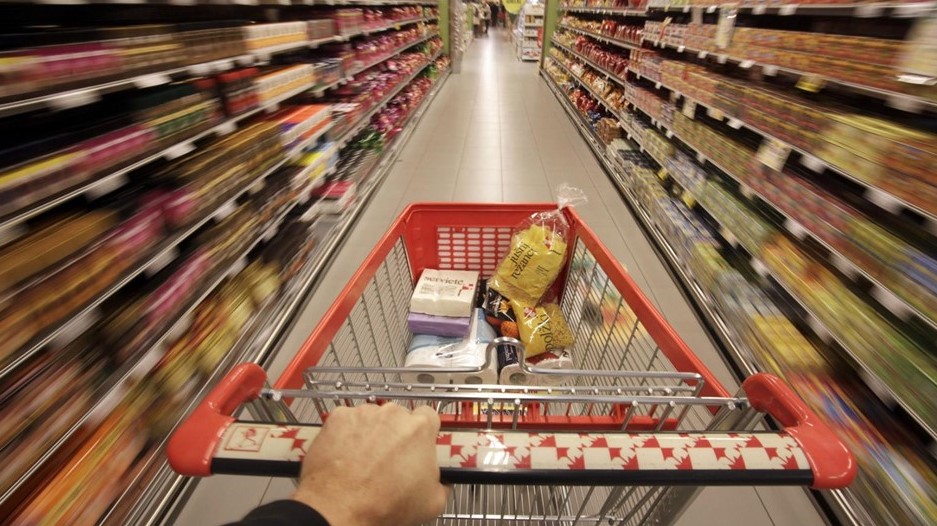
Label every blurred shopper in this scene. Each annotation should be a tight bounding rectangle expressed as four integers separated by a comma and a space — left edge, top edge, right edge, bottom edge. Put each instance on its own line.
490, 1, 501, 29
481, 1, 491, 35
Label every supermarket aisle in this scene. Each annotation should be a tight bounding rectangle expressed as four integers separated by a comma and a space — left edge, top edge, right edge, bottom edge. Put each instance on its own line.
176, 31, 826, 526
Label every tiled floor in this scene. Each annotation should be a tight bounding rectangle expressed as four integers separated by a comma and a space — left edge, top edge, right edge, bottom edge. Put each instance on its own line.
174, 30, 828, 526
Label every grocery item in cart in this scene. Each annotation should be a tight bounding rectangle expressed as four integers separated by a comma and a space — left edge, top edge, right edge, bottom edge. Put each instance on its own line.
409, 268, 479, 317
403, 308, 497, 384
489, 222, 568, 305
489, 185, 586, 304
407, 312, 470, 338
497, 344, 572, 386
481, 283, 515, 330
511, 300, 574, 358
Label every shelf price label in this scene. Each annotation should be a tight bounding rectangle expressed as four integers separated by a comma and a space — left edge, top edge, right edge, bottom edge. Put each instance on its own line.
796, 74, 826, 93
855, 2, 886, 17
715, 5, 738, 49
691, 6, 703, 24
756, 137, 792, 172
706, 106, 726, 121
681, 192, 697, 209
799, 153, 826, 173
683, 99, 697, 119
657, 167, 669, 181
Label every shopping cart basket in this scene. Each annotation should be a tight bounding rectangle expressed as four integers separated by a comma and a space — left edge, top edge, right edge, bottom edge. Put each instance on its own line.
169, 203, 855, 525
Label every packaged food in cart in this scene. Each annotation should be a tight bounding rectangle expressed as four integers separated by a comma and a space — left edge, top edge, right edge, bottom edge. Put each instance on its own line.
168, 202, 856, 526
488, 184, 586, 304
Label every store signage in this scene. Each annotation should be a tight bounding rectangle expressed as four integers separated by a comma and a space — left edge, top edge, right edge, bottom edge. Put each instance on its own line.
503, 0, 524, 15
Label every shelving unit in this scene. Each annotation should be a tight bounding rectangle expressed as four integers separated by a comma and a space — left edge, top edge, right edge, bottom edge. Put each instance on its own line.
543, 3, 937, 526
514, 1, 545, 61
0, 2, 448, 523
107, 65, 451, 526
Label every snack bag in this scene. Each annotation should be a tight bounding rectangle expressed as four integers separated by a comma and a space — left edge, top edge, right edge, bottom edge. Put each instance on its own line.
510, 300, 574, 358
481, 283, 515, 330
489, 185, 587, 304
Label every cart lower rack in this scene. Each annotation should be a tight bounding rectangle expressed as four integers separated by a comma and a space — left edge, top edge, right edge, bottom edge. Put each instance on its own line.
169, 203, 855, 525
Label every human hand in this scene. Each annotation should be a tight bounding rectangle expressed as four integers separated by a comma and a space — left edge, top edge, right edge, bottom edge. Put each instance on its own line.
292, 404, 450, 526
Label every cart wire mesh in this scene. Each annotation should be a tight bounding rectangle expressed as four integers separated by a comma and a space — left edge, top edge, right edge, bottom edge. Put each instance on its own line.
260, 232, 766, 526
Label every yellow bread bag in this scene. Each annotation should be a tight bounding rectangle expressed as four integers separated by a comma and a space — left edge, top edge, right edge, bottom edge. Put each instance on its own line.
511, 300, 574, 358
489, 184, 586, 304
490, 223, 568, 304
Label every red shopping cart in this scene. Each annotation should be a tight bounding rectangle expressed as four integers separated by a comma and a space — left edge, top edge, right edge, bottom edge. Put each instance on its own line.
168, 203, 855, 525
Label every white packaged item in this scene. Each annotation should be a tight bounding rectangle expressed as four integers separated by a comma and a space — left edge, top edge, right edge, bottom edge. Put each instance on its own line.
409, 269, 479, 318
402, 308, 496, 385
497, 346, 573, 386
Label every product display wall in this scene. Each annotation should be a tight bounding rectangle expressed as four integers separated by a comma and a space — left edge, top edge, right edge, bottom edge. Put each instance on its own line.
514, 0, 546, 61
540, 1, 937, 525
0, 1, 448, 523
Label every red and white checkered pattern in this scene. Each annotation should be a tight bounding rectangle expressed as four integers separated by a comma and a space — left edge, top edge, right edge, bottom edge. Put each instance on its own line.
216, 424, 809, 473
437, 431, 810, 471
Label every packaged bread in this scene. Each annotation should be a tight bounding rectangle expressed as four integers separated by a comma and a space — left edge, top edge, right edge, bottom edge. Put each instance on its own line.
489, 185, 586, 304
510, 300, 574, 358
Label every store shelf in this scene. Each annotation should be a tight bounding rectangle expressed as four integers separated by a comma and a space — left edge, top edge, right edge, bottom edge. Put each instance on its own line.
0, 31, 437, 238
541, 68, 756, 375
0, 157, 324, 510
645, 1, 936, 17
310, 16, 438, 49
619, 92, 937, 444
549, 48, 937, 442
558, 24, 641, 51
546, 56, 623, 119
626, 66, 937, 229
642, 37, 937, 115
560, 4, 647, 16
0, 55, 254, 119
625, 78, 937, 335
249, 40, 312, 61
316, 14, 430, 47
0, 0, 438, 4
106, 67, 451, 526
0, 18, 435, 121
0, 77, 317, 245
627, 71, 937, 328
557, 37, 937, 331
334, 49, 443, 149
541, 68, 897, 526
346, 31, 440, 79
0, 113, 331, 391
552, 39, 628, 89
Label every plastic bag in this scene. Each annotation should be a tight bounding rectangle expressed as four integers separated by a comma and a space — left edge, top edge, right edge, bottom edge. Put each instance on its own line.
510, 300, 574, 358
489, 184, 587, 304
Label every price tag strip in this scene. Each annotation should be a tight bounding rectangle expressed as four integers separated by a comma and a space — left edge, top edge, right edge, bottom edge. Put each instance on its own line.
756, 137, 792, 172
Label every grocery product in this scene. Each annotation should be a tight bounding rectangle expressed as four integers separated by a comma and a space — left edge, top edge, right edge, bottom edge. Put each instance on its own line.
510, 300, 574, 358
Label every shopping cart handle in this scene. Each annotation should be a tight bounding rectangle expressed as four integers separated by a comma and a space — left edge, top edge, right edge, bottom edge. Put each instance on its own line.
170, 367, 855, 490
741, 373, 856, 489
168, 363, 268, 477
179, 420, 842, 488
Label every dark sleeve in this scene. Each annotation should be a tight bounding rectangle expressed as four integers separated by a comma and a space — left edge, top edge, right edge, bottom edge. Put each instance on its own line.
224, 500, 330, 526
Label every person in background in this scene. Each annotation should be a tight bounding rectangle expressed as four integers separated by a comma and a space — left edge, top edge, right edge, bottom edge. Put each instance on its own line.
226, 404, 449, 526
491, 1, 502, 28
473, 1, 483, 37
481, 1, 492, 35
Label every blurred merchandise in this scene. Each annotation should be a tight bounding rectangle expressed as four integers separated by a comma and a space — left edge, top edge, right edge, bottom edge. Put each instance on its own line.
0, 4, 449, 523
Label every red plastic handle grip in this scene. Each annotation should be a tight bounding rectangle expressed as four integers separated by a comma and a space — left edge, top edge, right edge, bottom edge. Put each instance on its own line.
742, 373, 856, 489
168, 363, 268, 477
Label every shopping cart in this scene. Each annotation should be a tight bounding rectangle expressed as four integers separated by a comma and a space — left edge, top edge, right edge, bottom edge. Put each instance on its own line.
168, 203, 856, 525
